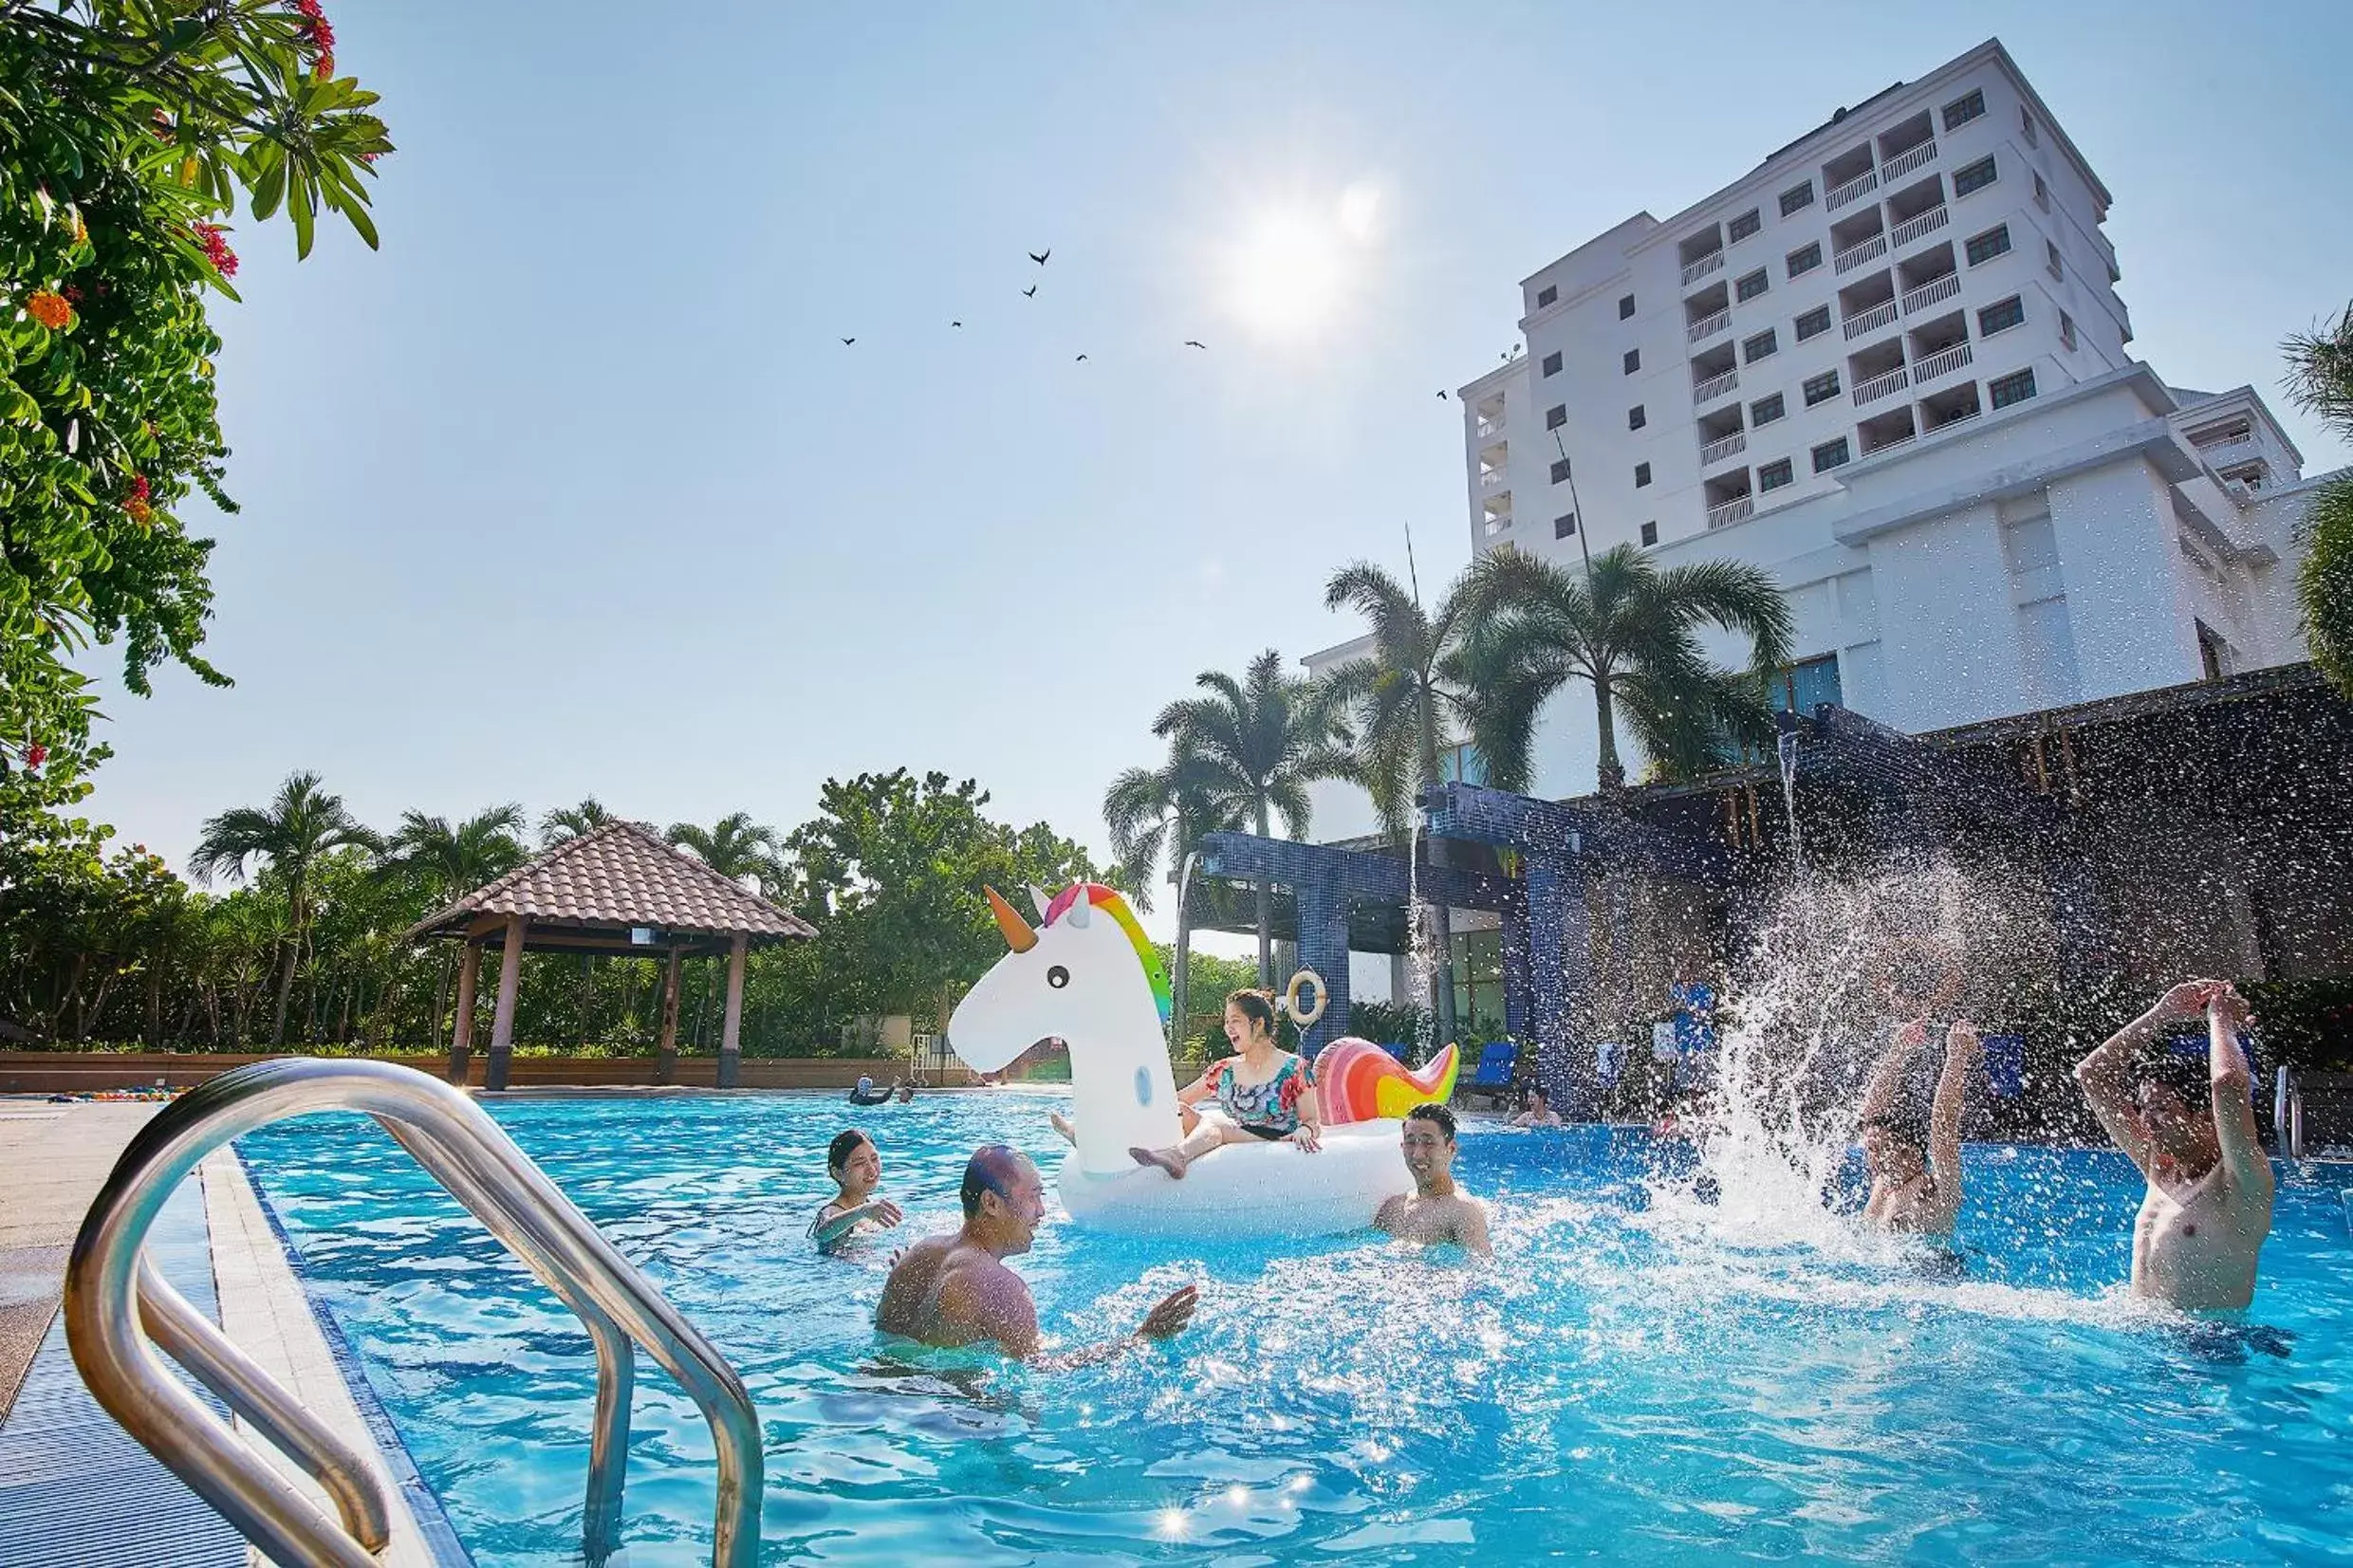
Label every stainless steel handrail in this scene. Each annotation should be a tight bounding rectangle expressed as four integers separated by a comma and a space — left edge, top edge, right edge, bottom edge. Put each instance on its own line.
65, 1058, 765, 1567
2274, 1065, 2307, 1159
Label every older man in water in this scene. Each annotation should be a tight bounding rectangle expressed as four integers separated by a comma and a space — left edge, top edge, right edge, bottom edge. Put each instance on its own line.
1374, 1105, 1491, 1256
877, 1146, 1198, 1362
2073, 980, 2273, 1311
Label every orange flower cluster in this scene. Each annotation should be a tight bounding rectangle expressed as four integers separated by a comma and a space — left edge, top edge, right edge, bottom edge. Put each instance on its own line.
124, 475, 154, 527
26, 289, 73, 329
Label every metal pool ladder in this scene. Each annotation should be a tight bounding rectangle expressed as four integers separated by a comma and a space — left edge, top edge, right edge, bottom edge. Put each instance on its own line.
63, 1058, 765, 1567
2275, 1065, 2307, 1159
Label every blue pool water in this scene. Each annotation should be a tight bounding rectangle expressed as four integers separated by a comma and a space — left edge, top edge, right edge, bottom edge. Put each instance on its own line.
237, 1091, 2353, 1565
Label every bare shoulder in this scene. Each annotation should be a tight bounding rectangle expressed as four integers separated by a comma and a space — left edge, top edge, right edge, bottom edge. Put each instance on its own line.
1373, 1193, 1405, 1229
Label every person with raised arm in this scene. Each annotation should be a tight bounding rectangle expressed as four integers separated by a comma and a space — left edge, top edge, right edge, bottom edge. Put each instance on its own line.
1856, 1018, 1982, 1236
809, 1129, 904, 1254
2073, 981, 2273, 1311
877, 1146, 1198, 1364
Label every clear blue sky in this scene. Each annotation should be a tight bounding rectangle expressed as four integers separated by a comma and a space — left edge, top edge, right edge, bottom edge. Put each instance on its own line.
83, 0, 2353, 939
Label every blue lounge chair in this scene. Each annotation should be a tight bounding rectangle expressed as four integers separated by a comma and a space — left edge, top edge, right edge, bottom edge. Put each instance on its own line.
1457, 1042, 1520, 1110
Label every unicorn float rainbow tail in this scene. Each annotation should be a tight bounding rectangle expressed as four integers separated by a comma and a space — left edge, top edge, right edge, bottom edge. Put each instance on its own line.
1314, 1039, 1460, 1125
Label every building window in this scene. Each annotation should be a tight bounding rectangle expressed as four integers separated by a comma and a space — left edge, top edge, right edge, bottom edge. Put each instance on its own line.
1977, 295, 2025, 336
1787, 241, 1823, 278
1812, 437, 1851, 472
1989, 368, 2037, 410
2020, 107, 2038, 147
1965, 224, 2011, 266
1542, 350, 1563, 377
2059, 311, 2077, 350
1751, 393, 1786, 428
1942, 88, 1986, 131
2046, 239, 2063, 281
1758, 457, 1794, 491
1780, 182, 1815, 217
1536, 284, 1558, 308
1635, 462, 1653, 488
1640, 521, 1658, 546
1623, 348, 1640, 375
1795, 304, 1832, 341
1546, 403, 1567, 430
1729, 208, 1762, 244
1554, 512, 1577, 539
1773, 653, 1845, 714
1627, 405, 1647, 431
1735, 267, 1769, 303
1619, 293, 1636, 319
1954, 155, 1997, 197
1551, 457, 1573, 484
1803, 370, 1841, 406
2033, 172, 2050, 212
1743, 328, 1778, 363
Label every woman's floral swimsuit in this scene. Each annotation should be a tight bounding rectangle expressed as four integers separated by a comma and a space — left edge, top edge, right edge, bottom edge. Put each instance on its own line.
1211, 1053, 1315, 1136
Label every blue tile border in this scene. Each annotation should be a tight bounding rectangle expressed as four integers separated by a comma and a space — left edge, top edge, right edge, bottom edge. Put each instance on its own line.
231, 1144, 476, 1568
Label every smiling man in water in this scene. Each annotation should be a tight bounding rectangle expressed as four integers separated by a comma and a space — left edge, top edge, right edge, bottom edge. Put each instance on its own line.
1375, 1104, 1491, 1256
876, 1145, 1199, 1363
2073, 980, 2274, 1311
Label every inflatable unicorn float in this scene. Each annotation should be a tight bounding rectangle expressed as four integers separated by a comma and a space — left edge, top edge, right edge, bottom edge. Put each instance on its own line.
948, 881, 1458, 1237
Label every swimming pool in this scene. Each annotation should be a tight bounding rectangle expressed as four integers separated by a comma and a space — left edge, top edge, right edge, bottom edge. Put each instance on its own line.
237, 1090, 2353, 1565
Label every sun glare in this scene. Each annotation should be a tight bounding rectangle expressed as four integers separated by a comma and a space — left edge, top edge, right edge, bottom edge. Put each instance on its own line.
1218, 182, 1383, 343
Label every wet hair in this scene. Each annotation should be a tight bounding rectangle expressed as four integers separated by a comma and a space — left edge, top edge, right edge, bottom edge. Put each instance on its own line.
1860, 1112, 1929, 1164
1405, 1103, 1458, 1141
1529, 1085, 1549, 1104
1226, 988, 1280, 1039
826, 1128, 873, 1175
959, 1143, 1027, 1218
2136, 1052, 2214, 1112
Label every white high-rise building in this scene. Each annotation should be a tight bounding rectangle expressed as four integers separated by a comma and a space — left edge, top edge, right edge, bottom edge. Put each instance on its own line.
1306, 37, 2335, 844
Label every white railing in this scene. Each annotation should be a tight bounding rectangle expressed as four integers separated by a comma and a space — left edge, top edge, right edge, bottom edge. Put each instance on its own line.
1890, 205, 1950, 249
1479, 469, 1508, 489
1881, 139, 1937, 181
2196, 436, 2262, 471
1482, 513, 1512, 537
1475, 416, 1504, 437
1862, 429, 1918, 458
1913, 341, 1973, 383
1834, 233, 1888, 274
1692, 368, 1739, 404
1686, 308, 1732, 343
1825, 167, 1879, 211
1843, 300, 1898, 341
1699, 431, 1748, 466
1707, 495, 1755, 529
1851, 365, 1910, 406
1900, 272, 1961, 314
1681, 249, 1725, 286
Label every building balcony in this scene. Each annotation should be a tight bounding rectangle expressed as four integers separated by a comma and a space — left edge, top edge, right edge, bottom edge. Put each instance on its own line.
1881, 138, 1938, 183
1687, 307, 1732, 344
1479, 468, 1509, 490
1700, 431, 1748, 467
1825, 168, 1879, 212
1852, 365, 1910, 407
1707, 495, 1755, 530
2196, 436, 2264, 472
1475, 415, 1505, 438
1835, 233, 1889, 274
1859, 406, 1918, 456
1900, 272, 1962, 315
1693, 368, 1739, 406
1912, 341, 1973, 385
1889, 204, 1950, 251
1681, 249, 1725, 286
1843, 300, 1899, 341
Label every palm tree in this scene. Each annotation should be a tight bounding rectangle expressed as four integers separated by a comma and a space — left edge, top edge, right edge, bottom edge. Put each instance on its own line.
1102, 740, 1240, 913
1149, 649, 1350, 987
189, 771, 381, 1045
2284, 303, 2353, 695
1464, 544, 1795, 790
665, 812, 785, 893
383, 803, 528, 1043
539, 797, 613, 847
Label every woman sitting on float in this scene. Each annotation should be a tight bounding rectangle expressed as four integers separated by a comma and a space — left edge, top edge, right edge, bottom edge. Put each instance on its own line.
1129, 988, 1322, 1178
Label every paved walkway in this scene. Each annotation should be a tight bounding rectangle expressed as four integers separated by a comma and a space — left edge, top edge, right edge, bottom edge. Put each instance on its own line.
0, 1104, 158, 1420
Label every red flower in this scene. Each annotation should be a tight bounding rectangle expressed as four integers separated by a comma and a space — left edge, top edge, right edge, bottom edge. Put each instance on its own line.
129, 475, 151, 501
295, 0, 335, 77
193, 223, 240, 279
62, 284, 83, 304
24, 744, 46, 770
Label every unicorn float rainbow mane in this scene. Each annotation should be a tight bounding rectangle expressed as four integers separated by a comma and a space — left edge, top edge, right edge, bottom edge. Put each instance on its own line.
949, 880, 1462, 1237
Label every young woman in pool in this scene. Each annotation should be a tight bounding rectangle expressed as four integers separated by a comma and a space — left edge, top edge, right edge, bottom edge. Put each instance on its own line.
810, 1129, 904, 1253
1129, 988, 1323, 1179
1856, 1018, 1981, 1235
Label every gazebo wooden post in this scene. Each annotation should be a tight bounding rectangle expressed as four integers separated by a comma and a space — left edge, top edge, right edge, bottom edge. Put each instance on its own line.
656, 948, 683, 1084
718, 932, 749, 1089
486, 914, 526, 1092
448, 940, 482, 1085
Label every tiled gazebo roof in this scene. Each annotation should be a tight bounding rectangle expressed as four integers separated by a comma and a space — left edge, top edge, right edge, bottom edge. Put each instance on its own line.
405, 820, 817, 947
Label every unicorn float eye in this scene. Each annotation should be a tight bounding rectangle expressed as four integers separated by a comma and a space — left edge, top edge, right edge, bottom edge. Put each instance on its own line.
1047, 966, 1070, 988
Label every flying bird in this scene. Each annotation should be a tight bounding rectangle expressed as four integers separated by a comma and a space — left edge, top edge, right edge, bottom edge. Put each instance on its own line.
1075, 353, 1088, 362
1029, 249, 1050, 267
1183, 340, 1207, 350
1023, 285, 1038, 298
1436, 390, 1449, 399
840, 337, 855, 345
951, 321, 962, 328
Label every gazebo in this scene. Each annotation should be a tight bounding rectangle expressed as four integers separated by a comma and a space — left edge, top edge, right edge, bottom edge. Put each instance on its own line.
405, 820, 818, 1090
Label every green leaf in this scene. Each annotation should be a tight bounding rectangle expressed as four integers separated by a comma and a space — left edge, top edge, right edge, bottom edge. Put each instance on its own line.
0, 378, 39, 425
288, 174, 315, 260
250, 157, 286, 222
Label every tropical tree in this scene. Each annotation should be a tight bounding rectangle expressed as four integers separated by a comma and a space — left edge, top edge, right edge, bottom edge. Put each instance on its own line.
1463, 544, 1794, 791
188, 771, 380, 1044
2284, 303, 2353, 696
383, 803, 528, 1042
1102, 740, 1240, 913
666, 812, 785, 894
1149, 649, 1350, 987
540, 797, 613, 846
